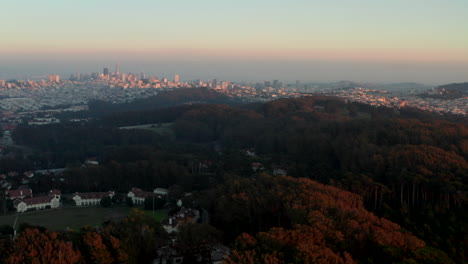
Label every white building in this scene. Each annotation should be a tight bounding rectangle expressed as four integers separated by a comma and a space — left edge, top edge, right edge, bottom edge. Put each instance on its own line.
73, 191, 114, 206
14, 195, 60, 213
127, 187, 162, 205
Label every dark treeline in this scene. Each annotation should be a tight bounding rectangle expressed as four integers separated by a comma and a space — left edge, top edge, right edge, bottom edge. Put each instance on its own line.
8, 95, 468, 262
88, 87, 240, 116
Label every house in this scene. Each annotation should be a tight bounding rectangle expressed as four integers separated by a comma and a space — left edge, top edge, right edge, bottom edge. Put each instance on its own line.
251, 162, 264, 172
6, 188, 32, 200
49, 189, 61, 199
154, 244, 229, 264
84, 157, 99, 165
273, 168, 287, 176
127, 187, 161, 205
154, 247, 184, 264
162, 207, 200, 234
24, 171, 34, 178
72, 191, 114, 206
154, 188, 169, 196
14, 195, 60, 213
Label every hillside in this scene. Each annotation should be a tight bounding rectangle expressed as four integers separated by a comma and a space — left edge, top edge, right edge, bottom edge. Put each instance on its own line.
423, 82, 468, 99
8, 95, 468, 263
207, 174, 453, 264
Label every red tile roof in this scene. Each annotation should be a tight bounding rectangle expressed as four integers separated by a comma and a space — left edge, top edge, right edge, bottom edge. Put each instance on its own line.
7, 188, 32, 198
21, 196, 55, 205
49, 189, 61, 195
129, 188, 160, 198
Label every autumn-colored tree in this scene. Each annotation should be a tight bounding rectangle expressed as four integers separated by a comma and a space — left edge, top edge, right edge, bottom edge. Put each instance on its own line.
209, 174, 429, 264
79, 231, 128, 264
6, 228, 82, 264
82, 232, 113, 264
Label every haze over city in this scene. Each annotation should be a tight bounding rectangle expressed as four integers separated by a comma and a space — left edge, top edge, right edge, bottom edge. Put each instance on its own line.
1, 0, 467, 83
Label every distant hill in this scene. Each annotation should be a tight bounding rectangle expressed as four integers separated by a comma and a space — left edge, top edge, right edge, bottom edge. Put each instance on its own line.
422, 82, 468, 99
88, 87, 240, 115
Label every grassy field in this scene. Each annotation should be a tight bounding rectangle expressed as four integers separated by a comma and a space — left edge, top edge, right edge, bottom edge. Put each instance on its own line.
119, 123, 174, 136
0, 206, 168, 231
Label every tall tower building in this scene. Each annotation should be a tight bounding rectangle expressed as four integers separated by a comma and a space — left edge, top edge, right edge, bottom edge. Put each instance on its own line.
273, 80, 279, 89
48, 74, 60, 83
103, 68, 109, 76
213, 78, 218, 88
174, 74, 180, 83
115, 63, 120, 75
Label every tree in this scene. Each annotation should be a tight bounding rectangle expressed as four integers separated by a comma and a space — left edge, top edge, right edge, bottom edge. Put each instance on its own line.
80, 231, 128, 264
6, 228, 82, 264
0, 225, 14, 236
103, 209, 169, 264
100, 196, 112, 208
126, 197, 134, 207
208, 175, 429, 264
176, 223, 221, 250
143, 197, 165, 211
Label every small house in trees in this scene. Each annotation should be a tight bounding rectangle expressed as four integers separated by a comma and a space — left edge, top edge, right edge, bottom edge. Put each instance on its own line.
6, 188, 32, 200
84, 157, 99, 165
162, 207, 200, 233
127, 187, 161, 205
154, 188, 169, 196
14, 194, 60, 213
72, 191, 114, 206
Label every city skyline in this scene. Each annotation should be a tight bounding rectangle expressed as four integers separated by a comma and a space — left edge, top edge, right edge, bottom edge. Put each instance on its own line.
1, 0, 467, 83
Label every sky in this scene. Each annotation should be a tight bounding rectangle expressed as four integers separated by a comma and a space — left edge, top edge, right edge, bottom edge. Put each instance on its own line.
1, 0, 467, 84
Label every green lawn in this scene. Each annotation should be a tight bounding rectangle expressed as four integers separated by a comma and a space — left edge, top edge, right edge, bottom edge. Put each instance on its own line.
0, 206, 168, 231
144, 208, 169, 222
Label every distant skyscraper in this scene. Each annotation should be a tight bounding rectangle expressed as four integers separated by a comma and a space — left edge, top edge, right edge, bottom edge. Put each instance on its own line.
174, 74, 180, 83
121, 73, 127, 82
115, 63, 120, 75
273, 80, 279, 89
103, 68, 109, 76
213, 78, 218, 88
48, 74, 60, 83
141, 72, 145, 80
0, 80, 5, 87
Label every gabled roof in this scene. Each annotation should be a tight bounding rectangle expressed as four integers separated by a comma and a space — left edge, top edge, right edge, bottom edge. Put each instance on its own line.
73, 192, 113, 199
129, 187, 160, 198
17, 196, 55, 206
130, 187, 143, 193
49, 189, 61, 195
7, 188, 32, 198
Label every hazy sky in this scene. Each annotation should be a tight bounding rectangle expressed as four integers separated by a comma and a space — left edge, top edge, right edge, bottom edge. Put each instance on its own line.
1, 0, 467, 83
